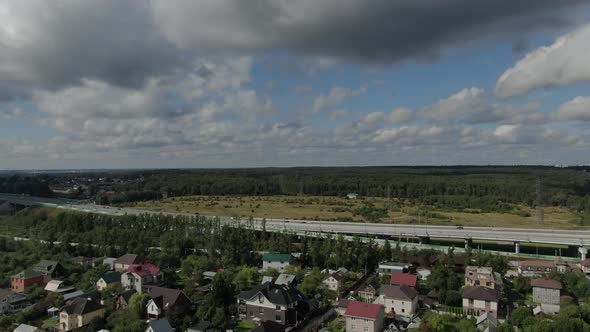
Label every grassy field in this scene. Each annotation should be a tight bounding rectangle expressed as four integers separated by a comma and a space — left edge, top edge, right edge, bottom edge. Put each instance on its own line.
124, 195, 587, 229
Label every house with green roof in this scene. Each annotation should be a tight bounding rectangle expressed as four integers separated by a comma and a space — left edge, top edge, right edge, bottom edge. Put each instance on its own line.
11, 269, 46, 293
32, 260, 65, 279
96, 271, 121, 291
262, 253, 299, 272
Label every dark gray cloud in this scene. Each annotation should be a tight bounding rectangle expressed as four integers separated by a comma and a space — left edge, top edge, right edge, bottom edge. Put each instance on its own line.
152, 0, 585, 63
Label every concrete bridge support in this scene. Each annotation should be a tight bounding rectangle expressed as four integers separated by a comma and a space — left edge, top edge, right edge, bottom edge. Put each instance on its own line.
580, 247, 588, 261
464, 238, 473, 250
515, 241, 520, 254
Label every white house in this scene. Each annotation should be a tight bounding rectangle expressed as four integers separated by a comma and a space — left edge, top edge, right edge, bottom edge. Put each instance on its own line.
462, 286, 501, 318
322, 270, 349, 293
416, 267, 431, 281
374, 285, 418, 317
377, 262, 408, 276
344, 301, 384, 332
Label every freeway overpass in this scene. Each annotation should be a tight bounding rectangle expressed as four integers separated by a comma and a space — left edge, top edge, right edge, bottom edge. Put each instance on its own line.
1, 193, 589, 258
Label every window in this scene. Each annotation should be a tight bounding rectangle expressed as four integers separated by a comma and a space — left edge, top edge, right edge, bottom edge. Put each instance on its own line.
275, 314, 281, 321
469, 299, 474, 305
249, 311, 253, 316
276, 305, 281, 310
364, 327, 368, 332
485, 300, 491, 307
351, 325, 355, 330
259, 307, 264, 314
402, 309, 405, 313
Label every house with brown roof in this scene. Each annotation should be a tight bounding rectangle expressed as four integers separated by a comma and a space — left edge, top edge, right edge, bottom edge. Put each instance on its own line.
390, 273, 417, 288
518, 259, 577, 277
322, 270, 349, 293
114, 254, 144, 272
115, 289, 137, 309
121, 263, 163, 292
462, 286, 501, 317
465, 266, 496, 289
145, 286, 192, 320
375, 285, 418, 317
344, 301, 384, 332
578, 259, 590, 274
531, 279, 562, 314
59, 298, 105, 331
11, 270, 46, 293
237, 282, 308, 327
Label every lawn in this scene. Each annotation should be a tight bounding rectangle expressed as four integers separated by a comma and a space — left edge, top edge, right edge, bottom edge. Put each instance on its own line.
124, 195, 584, 230
236, 320, 257, 332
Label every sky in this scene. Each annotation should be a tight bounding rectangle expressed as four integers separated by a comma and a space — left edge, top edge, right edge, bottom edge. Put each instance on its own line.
1, 1, 590, 169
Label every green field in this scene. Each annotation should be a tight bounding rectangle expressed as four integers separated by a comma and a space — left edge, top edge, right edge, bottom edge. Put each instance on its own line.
124, 195, 587, 229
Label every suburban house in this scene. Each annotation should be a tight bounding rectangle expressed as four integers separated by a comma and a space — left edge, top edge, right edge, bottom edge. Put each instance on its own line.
322, 270, 349, 293
115, 289, 137, 309
465, 266, 496, 289
44, 280, 75, 294
578, 259, 590, 274
146, 319, 174, 332
114, 254, 144, 272
390, 273, 418, 289
11, 270, 46, 293
31, 260, 65, 281
531, 278, 562, 314
375, 285, 418, 317
274, 274, 297, 286
343, 301, 385, 332
476, 311, 498, 331
121, 263, 163, 292
262, 253, 299, 272
59, 298, 105, 331
378, 262, 409, 276
462, 286, 501, 317
145, 286, 192, 320
237, 282, 308, 327
0, 289, 29, 315
14, 324, 42, 332
96, 271, 121, 291
416, 267, 431, 281
357, 284, 377, 302
69, 256, 105, 268
518, 259, 577, 277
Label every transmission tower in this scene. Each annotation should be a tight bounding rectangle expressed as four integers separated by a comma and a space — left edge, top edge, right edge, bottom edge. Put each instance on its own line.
536, 177, 544, 225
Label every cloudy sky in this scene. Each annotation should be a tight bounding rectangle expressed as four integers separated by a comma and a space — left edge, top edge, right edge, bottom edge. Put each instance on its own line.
1, 0, 590, 169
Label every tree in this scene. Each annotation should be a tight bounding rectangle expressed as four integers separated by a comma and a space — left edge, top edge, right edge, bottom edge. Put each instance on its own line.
511, 306, 533, 327
212, 307, 227, 328
233, 266, 260, 291
107, 308, 143, 332
128, 293, 151, 318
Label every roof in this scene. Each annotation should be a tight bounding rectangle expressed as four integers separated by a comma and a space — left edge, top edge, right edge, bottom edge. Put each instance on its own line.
476, 311, 498, 327
337, 299, 352, 308
148, 319, 174, 332
275, 273, 296, 285
379, 262, 408, 267
343, 301, 383, 320
379, 285, 418, 300
32, 260, 60, 274
390, 273, 417, 287
531, 278, 562, 290
462, 286, 501, 302
261, 276, 274, 284
520, 260, 556, 268
145, 286, 191, 310
63, 290, 85, 301
188, 321, 211, 332
115, 254, 143, 265
238, 282, 305, 306
100, 271, 121, 284
127, 263, 160, 277
262, 253, 295, 263
0, 288, 16, 300
253, 320, 286, 332
14, 324, 40, 332
44, 280, 65, 292
118, 289, 137, 303
580, 259, 590, 267
13, 269, 44, 280
61, 298, 104, 315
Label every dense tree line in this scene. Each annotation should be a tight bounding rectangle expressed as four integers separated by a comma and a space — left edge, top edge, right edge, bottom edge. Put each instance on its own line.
0, 176, 53, 197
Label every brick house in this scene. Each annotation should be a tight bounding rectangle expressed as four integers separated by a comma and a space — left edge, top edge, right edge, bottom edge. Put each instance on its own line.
114, 254, 144, 272
343, 301, 384, 332
375, 285, 418, 317
462, 286, 501, 317
59, 298, 105, 331
531, 279, 562, 314
11, 270, 46, 293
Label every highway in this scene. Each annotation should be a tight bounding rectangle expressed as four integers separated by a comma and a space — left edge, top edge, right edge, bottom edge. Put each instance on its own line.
2, 193, 590, 247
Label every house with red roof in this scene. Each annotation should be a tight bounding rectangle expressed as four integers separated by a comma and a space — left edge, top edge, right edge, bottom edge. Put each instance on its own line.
114, 254, 144, 272
121, 263, 163, 292
344, 301, 384, 332
390, 273, 417, 288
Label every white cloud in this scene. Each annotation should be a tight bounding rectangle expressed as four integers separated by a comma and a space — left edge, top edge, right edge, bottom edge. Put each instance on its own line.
496, 24, 590, 97
328, 109, 350, 120
0, 107, 23, 120
312, 86, 366, 113
556, 96, 590, 121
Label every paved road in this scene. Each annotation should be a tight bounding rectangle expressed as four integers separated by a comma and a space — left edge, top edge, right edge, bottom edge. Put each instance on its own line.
2, 193, 590, 247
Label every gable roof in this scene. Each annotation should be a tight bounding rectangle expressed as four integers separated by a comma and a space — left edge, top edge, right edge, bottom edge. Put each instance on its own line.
100, 271, 121, 284
61, 298, 104, 315
14, 324, 41, 332
127, 263, 160, 277
188, 321, 211, 332
275, 273, 296, 286
238, 282, 305, 306
118, 289, 137, 303
462, 286, 501, 302
145, 286, 191, 310
379, 285, 418, 300
344, 301, 383, 320
13, 269, 44, 280
115, 254, 143, 265
148, 319, 174, 332
32, 260, 61, 274
476, 311, 498, 327
531, 278, 562, 290
390, 273, 417, 287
